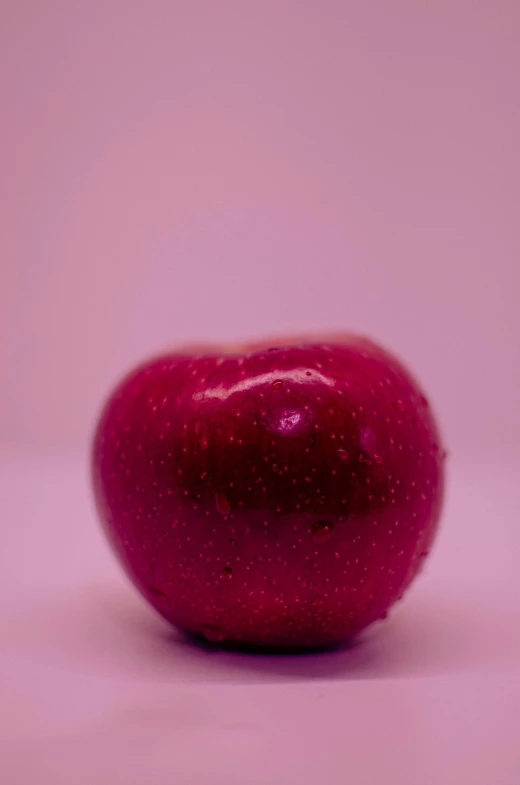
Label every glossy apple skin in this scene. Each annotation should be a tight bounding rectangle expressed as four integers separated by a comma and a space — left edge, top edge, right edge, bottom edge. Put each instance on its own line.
92, 336, 445, 648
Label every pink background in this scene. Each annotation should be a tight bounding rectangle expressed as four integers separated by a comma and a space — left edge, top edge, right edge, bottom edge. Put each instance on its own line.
1, 2, 519, 783
2, 0, 519, 453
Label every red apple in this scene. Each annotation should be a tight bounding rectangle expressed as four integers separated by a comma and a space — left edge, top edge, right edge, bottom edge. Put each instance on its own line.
92, 334, 445, 648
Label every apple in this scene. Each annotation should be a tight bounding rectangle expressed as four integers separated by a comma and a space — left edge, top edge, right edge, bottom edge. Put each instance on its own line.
92, 334, 445, 649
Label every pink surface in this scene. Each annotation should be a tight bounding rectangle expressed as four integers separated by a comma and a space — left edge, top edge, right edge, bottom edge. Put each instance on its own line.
1, 449, 519, 783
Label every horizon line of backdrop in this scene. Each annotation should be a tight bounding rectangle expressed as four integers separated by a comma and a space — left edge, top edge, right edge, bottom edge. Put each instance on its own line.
1, 1, 519, 452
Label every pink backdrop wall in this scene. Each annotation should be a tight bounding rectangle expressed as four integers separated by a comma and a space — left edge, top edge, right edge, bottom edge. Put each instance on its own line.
1, 1, 519, 452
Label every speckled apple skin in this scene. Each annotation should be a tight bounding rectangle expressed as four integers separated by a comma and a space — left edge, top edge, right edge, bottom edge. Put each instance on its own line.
92, 336, 445, 649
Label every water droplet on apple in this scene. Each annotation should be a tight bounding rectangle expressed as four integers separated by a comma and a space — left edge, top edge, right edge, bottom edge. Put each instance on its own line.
215, 492, 231, 515
201, 623, 226, 643
220, 565, 233, 580
311, 520, 334, 543
272, 379, 283, 390
229, 538, 238, 547
338, 448, 349, 460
